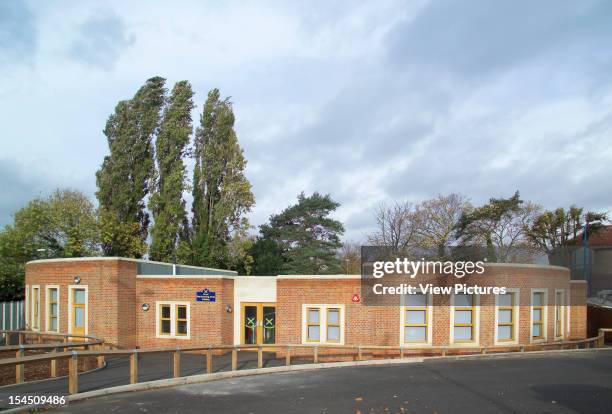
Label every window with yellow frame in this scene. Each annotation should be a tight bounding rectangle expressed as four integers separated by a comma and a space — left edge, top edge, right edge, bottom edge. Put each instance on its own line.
555, 291, 563, 339
326, 308, 341, 343
453, 294, 474, 342
159, 304, 172, 336
497, 292, 515, 342
306, 308, 320, 342
404, 293, 428, 343
158, 303, 189, 338
32, 286, 40, 330
47, 287, 59, 332
176, 305, 188, 336
532, 292, 545, 340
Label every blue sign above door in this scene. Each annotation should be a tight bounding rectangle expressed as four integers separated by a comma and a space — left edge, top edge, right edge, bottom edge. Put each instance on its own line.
196, 288, 216, 302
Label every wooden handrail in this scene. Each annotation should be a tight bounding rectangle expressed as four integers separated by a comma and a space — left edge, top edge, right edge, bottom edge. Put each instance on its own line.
0, 329, 103, 352
2, 332, 607, 368
2, 330, 608, 395
0, 351, 74, 366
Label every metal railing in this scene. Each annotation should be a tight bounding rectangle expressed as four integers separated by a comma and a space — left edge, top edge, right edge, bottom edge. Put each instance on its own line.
0, 329, 609, 395
0, 301, 25, 331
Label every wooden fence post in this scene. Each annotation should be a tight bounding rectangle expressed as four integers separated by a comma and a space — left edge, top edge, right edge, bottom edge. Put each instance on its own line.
68, 351, 78, 395
15, 346, 24, 384
257, 346, 263, 369
82, 345, 90, 371
313, 346, 318, 364
206, 347, 213, 374
231, 347, 238, 371
285, 346, 291, 366
173, 349, 181, 378
130, 350, 138, 384
18, 332, 24, 345
50, 348, 57, 378
97, 344, 105, 368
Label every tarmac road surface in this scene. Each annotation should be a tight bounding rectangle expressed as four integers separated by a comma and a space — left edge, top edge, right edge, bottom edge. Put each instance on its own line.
50, 349, 612, 414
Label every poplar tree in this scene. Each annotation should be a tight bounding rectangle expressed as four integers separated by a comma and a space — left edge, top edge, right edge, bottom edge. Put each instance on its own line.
149, 81, 194, 262
191, 89, 254, 267
96, 76, 166, 257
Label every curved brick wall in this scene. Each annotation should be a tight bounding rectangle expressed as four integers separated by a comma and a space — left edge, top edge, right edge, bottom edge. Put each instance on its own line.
276, 264, 586, 349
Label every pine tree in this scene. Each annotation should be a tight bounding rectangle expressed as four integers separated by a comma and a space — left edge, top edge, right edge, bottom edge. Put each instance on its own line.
96, 76, 166, 257
149, 81, 194, 262
191, 89, 254, 267
259, 192, 344, 274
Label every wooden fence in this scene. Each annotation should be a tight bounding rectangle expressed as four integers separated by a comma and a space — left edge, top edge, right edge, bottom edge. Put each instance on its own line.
0, 329, 609, 396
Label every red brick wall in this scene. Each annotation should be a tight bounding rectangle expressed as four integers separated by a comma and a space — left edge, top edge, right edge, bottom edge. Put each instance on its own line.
276, 278, 398, 348
570, 281, 587, 340
26, 259, 585, 351
480, 265, 574, 345
135, 277, 234, 349
276, 264, 581, 349
25, 259, 136, 346
25, 259, 234, 349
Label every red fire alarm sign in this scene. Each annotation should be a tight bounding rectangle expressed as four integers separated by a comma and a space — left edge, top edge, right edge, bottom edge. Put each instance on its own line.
351, 294, 360, 303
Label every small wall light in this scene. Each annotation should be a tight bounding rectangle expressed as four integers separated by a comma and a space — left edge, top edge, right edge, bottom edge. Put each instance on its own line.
74, 275, 81, 284
142, 303, 150, 312
226, 305, 232, 313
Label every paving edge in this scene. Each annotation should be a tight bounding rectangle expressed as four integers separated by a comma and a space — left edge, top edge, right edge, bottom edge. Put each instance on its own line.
3, 347, 611, 413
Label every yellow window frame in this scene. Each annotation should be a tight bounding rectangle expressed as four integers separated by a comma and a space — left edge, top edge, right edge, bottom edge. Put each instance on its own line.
159, 304, 172, 336
454, 295, 475, 343
176, 305, 188, 337
555, 291, 563, 338
497, 293, 515, 342
306, 307, 320, 342
32, 287, 40, 330
404, 298, 428, 343
532, 292, 544, 339
326, 308, 341, 343
48, 288, 59, 332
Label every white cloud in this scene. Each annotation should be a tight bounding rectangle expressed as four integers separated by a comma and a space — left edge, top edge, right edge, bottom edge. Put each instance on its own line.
1, 0, 611, 242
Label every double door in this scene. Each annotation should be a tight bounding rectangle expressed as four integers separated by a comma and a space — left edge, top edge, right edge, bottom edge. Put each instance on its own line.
241, 303, 275, 345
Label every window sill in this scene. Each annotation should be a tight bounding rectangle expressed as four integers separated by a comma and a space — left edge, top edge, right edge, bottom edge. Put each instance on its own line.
155, 335, 191, 340
494, 340, 518, 346
402, 342, 432, 348
449, 342, 480, 348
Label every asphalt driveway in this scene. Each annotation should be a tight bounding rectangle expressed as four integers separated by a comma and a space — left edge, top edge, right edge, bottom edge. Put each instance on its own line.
52, 349, 612, 414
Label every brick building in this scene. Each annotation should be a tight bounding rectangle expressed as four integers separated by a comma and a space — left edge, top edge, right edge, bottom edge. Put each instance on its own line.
24, 257, 587, 350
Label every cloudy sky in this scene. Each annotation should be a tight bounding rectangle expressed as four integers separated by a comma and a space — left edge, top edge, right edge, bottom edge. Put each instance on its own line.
1, 0, 611, 242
